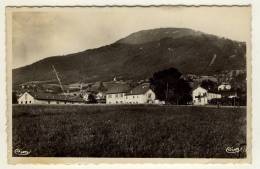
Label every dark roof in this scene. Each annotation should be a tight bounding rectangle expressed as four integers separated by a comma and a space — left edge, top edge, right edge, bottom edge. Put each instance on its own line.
86, 85, 100, 93
27, 92, 85, 102
106, 83, 131, 94
126, 83, 151, 95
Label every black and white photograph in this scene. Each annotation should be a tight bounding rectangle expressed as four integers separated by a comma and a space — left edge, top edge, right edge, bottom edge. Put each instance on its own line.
6, 6, 251, 163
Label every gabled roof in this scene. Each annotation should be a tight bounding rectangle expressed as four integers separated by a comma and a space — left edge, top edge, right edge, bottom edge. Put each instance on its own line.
192, 86, 207, 92
106, 83, 131, 94
126, 83, 151, 95
26, 92, 85, 102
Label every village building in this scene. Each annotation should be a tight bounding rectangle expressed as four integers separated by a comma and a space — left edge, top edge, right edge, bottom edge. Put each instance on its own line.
106, 83, 156, 104
81, 83, 107, 103
106, 83, 131, 104
125, 83, 156, 104
96, 91, 106, 103
192, 87, 208, 105
17, 92, 86, 105
192, 86, 221, 105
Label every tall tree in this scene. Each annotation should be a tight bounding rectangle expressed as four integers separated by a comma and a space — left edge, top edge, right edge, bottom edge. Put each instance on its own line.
150, 67, 192, 104
201, 79, 217, 91
12, 92, 18, 104
87, 93, 97, 103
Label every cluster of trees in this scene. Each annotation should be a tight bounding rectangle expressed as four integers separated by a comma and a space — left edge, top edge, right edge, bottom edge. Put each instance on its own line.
12, 92, 18, 104
150, 68, 192, 105
149, 67, 247, 106
200, 79, 217, 91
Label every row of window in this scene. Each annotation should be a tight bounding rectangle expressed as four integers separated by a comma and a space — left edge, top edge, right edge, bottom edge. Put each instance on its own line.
108, 94, 140, 99
126, 102, 139, 104
20, 101, 32, 104
108, 101, 140, 104
127, 95, 139, 99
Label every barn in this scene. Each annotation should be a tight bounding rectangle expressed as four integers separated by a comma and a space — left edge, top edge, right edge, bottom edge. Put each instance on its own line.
192, 86, 221, 105
17, 92, 86, 105
125, 83, 156, 104
106, 83, 156, 104
105, 83, 131, 104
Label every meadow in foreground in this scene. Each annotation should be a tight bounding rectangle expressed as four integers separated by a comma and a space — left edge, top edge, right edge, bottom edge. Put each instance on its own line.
12, 105, 246, 158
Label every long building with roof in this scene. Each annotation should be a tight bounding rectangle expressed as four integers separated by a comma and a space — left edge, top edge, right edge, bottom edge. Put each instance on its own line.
17, 92, 86, 105
106, 83, 156, 104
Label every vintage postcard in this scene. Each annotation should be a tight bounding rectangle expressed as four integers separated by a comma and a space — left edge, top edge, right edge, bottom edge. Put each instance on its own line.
6, 6, 251, 164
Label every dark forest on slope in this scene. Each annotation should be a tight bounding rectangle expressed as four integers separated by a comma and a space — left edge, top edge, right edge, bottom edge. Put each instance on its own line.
13, 28, 246, 85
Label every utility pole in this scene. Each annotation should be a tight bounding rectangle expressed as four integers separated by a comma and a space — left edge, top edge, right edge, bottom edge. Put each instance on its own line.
166, 82, 169, 102
233, 96, 236, 107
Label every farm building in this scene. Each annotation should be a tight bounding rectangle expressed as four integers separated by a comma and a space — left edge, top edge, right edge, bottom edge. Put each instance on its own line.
192, 86, 221, 105
106, 83, 131, 104
96, 91, 106, 103
17, 92, 86, 105
106, 83, 156, 104
125, 83, 156, 104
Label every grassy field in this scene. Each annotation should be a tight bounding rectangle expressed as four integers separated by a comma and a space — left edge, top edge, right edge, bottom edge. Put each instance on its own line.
12, 105, 247, 158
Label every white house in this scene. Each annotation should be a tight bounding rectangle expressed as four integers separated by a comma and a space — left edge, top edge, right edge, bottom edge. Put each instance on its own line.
125, 84, 156, 104
17, 92, 35, 104
218, 83, 231, 91
192, 87, 208, 105
96, 91, 106, 100
106, 84, 131, 104
106, 83, 156, 104
192, 86, 221, 105
17, 92, 86, 105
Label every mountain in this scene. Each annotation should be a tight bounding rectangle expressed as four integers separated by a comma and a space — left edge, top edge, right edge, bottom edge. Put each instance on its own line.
13, 28, 246, 85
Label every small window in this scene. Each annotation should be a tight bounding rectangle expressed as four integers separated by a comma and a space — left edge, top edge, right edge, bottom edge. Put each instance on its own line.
133, 96, 135, 98
56, 101, 59, 104
116, 101, 118, 104
29, 101, 31, 104
48, 101, 50, 104
115, 94, 118, 98
25, 101, 27, 104
21, 101, 23, 104
120, 93, 123, 97
120, 101, 123, 104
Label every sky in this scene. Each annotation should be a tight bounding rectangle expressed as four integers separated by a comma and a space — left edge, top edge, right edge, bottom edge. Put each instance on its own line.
10, 6, 251, 68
